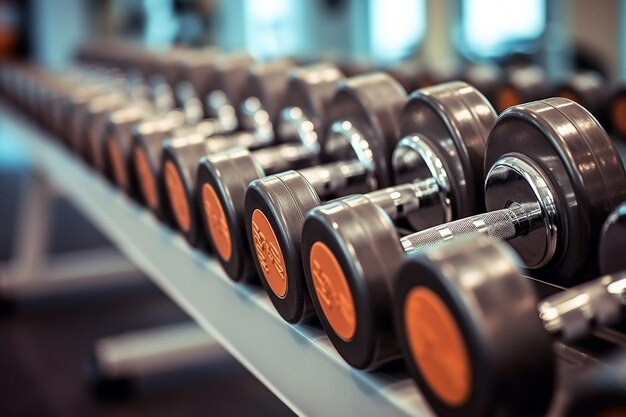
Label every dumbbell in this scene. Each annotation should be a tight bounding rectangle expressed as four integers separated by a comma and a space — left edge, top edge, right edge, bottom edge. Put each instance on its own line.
134, 58, 297, 221
197, 71, 404, 280
159, 58, 302, 243
563, 351, 626, 417
63, 71, 129, 150
101, 52, 250, 187
244, 81, 496, 324
301, 98, 626, 370
170, 63, 344, 248
173, 48, 220, 114
553, 71, 606, 121
392, 219, 626, 417
494, 65, 550, 113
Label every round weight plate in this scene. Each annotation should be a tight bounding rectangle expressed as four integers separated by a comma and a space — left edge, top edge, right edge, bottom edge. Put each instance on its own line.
278, 63, 344, 143
107, 135, 129, 189
164, 160, 191, 233
321, 73, 406, 189
302, 196, 405, 369
245, 171, 321, 323
599, 202, 626, 275
241, 59, 297, 125
484, 98, 626, 283
392, 236, 554, 417
399, 81, 496, 225
134, 146, 158, 210
161, 143, 205, 247
196, 148, 265, 281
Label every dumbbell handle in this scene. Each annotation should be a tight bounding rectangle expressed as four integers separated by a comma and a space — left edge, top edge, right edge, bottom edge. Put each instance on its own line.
538, 274, 626, 342
254, 143, 318, 175
299, 159, 371, 197
363, 178, 441, 221
399, 202, 541, 252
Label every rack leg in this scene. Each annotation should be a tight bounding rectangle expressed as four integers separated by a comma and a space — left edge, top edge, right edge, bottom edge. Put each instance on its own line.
0, 170, 142, 301
89, 322, 235, 400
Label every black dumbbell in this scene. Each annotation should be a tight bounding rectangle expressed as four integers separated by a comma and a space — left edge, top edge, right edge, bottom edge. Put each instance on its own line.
244, 81, 496, 324
187, 63, 345, 252
301, 98, 626, 370
393, 219, 626, 417
563, 351, 626, 417
197, 71, 404, 281
137, 58, 297, 221
159, 58, 302, 244
103, 53, 256, 194
493, 65, 550, 113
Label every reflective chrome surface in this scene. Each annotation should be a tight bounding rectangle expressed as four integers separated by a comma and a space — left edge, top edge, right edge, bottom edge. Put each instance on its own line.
240, 96, 274, 145
485, 155, 559, 269
206, 90, 238, 132
392, 134, 453, 230
277, 106, 320, 155
323, 120, 377, 192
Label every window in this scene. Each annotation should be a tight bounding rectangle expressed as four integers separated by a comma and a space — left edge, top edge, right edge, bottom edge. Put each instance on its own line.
369, 0, 426, 63
458, 0, 546, 59
245, 0, 301, 60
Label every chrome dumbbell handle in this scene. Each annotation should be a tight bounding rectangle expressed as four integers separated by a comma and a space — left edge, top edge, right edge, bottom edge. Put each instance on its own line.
299, 160, 372, 198
363, 178, 442, 222
399, 202, 540, 252
253, 143, 318, 175
538, 274, 626, 342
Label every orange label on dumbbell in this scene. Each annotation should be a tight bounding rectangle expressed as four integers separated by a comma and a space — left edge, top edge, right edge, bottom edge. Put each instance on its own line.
165, 161, 191, 232
612, 98, 626, 136
496, 86, 521, 113
251, 209, 287, 298
404, 287, 471, 407
134, 147, 158, 210
309, 242, 356, 341
107, 136, 128, 189
202, 184, 232, 261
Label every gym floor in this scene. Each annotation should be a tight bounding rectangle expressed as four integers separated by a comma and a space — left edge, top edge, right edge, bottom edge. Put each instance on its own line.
0, 165, 295, 417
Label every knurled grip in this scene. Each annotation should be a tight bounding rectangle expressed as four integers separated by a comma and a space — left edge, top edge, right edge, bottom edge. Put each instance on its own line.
400, 208, 519, 252
538, 274, 626, 342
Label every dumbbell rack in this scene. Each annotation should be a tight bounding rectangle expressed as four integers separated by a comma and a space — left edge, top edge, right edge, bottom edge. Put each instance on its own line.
0, 102, 436, 417
7, 95, 626, 416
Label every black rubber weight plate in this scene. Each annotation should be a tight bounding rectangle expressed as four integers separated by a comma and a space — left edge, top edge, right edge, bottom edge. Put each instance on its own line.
484, 98, 626, 283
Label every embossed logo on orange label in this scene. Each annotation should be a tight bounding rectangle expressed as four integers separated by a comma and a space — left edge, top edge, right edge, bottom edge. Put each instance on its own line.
309, 241, 356, 341
251, 209, 287, 298
613, 98, 626, 136
404, 287, 471, 407
134, 147, 158, 210
107, 136, 128, 188
496, 86, 521, 113
201, 183, 232, 261
164, 161, 191, 232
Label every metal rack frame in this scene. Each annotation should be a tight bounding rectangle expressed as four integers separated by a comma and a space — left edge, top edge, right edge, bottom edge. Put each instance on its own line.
0, 104, 433, 417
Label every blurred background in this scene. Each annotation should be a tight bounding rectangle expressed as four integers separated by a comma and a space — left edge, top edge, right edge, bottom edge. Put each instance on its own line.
0, 0, 622, 78
0, 1, 623, 416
